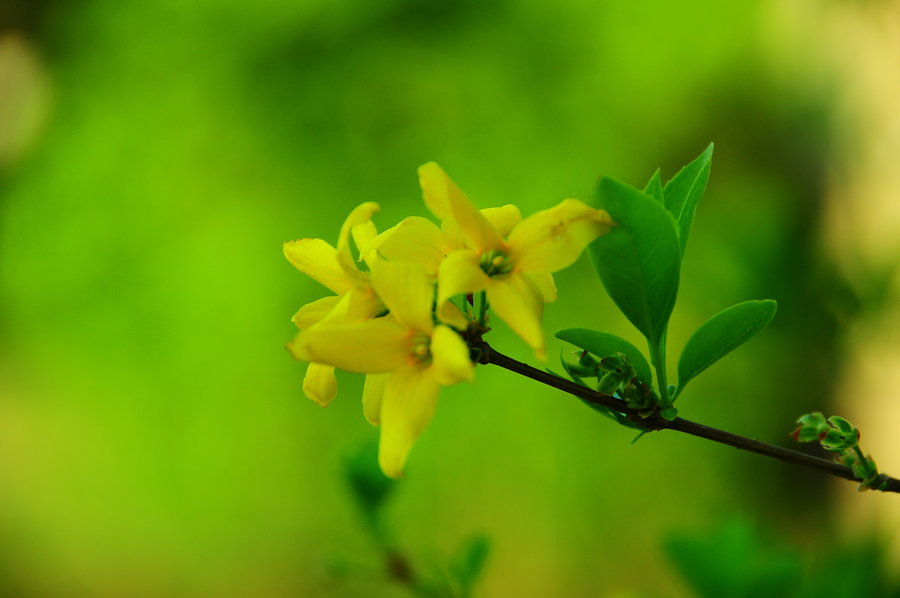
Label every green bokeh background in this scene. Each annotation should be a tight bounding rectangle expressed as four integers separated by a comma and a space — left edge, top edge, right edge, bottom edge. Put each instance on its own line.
0, 1, 894, 596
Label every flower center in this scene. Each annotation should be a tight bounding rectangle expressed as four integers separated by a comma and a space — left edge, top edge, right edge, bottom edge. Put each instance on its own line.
480, 250, 513, 277
410, 333, 432, 366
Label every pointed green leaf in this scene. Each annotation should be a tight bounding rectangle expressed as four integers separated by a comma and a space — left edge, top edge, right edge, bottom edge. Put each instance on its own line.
663, 143, 713, 254
588, 177, 681, 347
555, 328, 652, 384
449, 534, 490, 597
644, 168, 664, 203
677, 299, 777, 393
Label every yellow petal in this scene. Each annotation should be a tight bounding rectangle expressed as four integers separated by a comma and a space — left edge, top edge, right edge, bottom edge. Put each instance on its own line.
370, 261, 434, 333
526, 272, 558, 303
303, 362, 337, 406
336, 202, 380, 281
507, 199, 614, 274
439, 219, 464, 251
482, 204, 522, 237
317, 286, 383, 325
362, 373, 389, 425
417, 161, 454, 221
287, 320, 410, 373
487, 274, 546, 359
361, 216, 448, 275
440, 205, 520, 251
418, 162, 503, 252
284, 239, 352, 295
437, 249, 491, 305
430, 325, 474, 385
378, 364, 440, 478
292, 295, 341, 328
438, 299, 470, 330
351, 220, 380, 269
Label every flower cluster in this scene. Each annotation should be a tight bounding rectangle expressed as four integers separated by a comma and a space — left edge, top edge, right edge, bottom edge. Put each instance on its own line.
285, 163, 613, 477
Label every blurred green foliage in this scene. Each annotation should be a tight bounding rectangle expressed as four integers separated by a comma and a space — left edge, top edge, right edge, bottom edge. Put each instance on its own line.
666, 518, 900, 598
0, 0, 885, 596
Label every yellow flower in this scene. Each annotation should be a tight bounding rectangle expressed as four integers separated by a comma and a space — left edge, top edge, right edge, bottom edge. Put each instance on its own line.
361, 205, 523, 278
284, 202, 383, 406
287, 261, 474, 478
418, 162, 614, 359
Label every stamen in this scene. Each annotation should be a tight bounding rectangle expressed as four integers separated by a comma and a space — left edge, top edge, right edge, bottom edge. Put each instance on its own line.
410, 333, 433, 366
480, 250, 514, 277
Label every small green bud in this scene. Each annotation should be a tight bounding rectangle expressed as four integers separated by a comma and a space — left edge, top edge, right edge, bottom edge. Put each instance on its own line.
820, 429, 853, 452
597, 371, 621, 394
578, 350, 599, 370
796, 412, 828, 431
850, 454, 878, 482
791, 425, 821, 443
827, 415, 856, 436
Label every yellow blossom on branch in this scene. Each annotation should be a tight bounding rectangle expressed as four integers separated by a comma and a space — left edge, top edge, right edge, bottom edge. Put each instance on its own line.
418, 162, 615, 359
287, 261, 474, 478
283, 202, 383, 405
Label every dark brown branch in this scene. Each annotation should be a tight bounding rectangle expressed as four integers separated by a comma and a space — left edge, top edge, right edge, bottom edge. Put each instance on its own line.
478, 342, 900, 494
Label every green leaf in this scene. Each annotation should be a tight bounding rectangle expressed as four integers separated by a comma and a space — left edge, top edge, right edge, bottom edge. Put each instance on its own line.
343, 440, 395, 538
558, 350, 592, 389
665, 519, 803, 598
663, 143, 713, 254
449, 534, 490, 598
660, 406, 679, 421
555, 328, 653, 384
828, 416, 856, 436
677, 299, 777, 394
588, 177, 681, 347
643, 168, 664, 202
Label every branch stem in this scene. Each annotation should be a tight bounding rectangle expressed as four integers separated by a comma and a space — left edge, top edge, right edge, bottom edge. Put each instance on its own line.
649, 334, 670, 407
478, 342, 900, 494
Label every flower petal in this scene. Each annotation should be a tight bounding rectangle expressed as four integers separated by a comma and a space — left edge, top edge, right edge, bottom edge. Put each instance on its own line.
370, 261, 434, 333
487, 274, 546, 359
418, 162, 503, 252
482, 204, 522, 237
284, 239, 352, 295
336, 202, 380, 280
437, 249, 491, 306
362, 373, 389, 425
438, 299, 469, 330
303, 362, 337, 406
352, 220, 380, 269
417, 161, 455, 221
430, 325, 474, 385
287, 320, 410, 373
525, 272, 557, 303
440, 205, 520, 251
361, 216, 448, 275
317, 286, 383, 325
378, 364, 440, 478
507, 199, 614, 274
292, 295, 341, 328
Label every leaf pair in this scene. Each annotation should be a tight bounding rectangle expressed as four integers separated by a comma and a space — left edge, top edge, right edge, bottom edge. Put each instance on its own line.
587, 144, 713, 349
561, 144, 777, 404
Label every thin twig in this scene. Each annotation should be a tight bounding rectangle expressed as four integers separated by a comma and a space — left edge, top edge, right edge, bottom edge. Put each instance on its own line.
478, 342, 900, 494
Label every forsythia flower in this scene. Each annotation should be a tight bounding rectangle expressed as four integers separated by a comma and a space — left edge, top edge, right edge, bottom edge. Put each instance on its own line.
288, 261, 474, 478
395, 162, 614, 359
284, 163, 613, 478
284, 202, 383, 405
